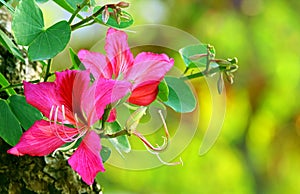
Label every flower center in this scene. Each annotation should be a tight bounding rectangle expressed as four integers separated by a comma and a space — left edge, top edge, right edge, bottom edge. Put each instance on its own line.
49, 105, 88, 143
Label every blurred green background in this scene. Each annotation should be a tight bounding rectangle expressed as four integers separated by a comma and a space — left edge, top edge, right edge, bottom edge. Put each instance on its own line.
43, 0, 300, 193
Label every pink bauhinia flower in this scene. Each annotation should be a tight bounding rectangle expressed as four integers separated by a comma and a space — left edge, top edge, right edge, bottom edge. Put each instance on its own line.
78, 28, 174, 106
7, 70, 130, 185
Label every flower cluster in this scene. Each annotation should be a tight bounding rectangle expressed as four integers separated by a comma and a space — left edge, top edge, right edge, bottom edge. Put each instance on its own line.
7, 28, 174, 185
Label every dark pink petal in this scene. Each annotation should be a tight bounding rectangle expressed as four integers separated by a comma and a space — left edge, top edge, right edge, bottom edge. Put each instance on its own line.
106, 108, 116, 122
105, 28, 134, 77
68, 131, 105, 185
55, 70, 78, 113
7, 120, 78, 156
78, 50, 112, 79
24, 81, 61, 120
128, 81, 160, 106
93, 79, 131, 120
125, 52, 174, 87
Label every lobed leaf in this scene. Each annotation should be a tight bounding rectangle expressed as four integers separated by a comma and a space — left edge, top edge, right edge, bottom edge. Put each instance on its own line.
12, 0, 71, 61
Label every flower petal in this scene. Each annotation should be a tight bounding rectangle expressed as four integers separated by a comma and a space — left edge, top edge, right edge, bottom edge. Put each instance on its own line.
7, 120, 77, 156
78, 50, 112, 79
125, 52, 174, 87
128, 81, 160, 106
68, 130, 105, 185
93, 79, 131, 120
24, 81, 59, 119
105, 28, 134, 77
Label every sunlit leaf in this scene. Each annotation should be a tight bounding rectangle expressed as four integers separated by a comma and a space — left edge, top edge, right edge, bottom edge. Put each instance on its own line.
8, 95, 43, 130
158, 79, 169, 102
94, 7, 133, 29
179, 44, 215, 68
164, 76, 196, 113
106, 121, 131, 153
12, 0, 71, 60
0, 99, 22, 146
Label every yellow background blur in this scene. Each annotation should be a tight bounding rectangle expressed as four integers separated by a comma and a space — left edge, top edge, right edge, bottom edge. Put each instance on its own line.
42, 0, 300, 193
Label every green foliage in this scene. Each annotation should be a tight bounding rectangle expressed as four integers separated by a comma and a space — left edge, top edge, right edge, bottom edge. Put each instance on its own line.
179, 44, 215, 68
157, 79, 169, 102
7, 95, 42, 130
52, 0, 83, 19
12, 0, 71, 60
164, 76, 196, 113
0, 30, 24, 61
100, 145, 111, 163
0, 73, 17, 96
94, 7, 134, 29
0, 99, 22, 146
69, 48, 82, 70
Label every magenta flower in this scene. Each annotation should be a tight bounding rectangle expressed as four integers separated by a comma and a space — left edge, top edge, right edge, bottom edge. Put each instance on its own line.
78, 28, 174, 106
7, 70, 130, 185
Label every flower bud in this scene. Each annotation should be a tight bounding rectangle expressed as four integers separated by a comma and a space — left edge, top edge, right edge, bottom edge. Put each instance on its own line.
102, 6, 110, 24
116, 1, 130, 8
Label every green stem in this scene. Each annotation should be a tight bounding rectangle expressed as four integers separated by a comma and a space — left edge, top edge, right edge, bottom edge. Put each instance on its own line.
103, 129, 131, 138
44, 59, 52, 82
181, 66, 226, 80
71, 4, 115, 31
0, 79, 40, 93
68, 0, 90, 24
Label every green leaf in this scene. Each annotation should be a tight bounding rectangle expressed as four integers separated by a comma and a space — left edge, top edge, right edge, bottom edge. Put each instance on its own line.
8, 95, 42, 130
12, 0, 44, 45
0, 72, 16, 96
179, 44, 215, 68
12, 0, 71, 61
94, 7, 134, 29
0, 29, 24, 61
106, 121, 131, 153
53, 0, 84, 19
164, 76, 196, 113
69, 48, 82, 70
0, 99, 22, 146
28, 21, 71, 61
158, 79, 169, 102
100, 145, 111, 163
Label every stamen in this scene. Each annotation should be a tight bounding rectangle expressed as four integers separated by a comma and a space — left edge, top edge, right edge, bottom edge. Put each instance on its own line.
49, 105, 55, 124
62, 105, 66, 120
132, 109, 170, 152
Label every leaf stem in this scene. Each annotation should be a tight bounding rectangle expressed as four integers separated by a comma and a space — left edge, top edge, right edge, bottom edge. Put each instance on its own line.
44, 59, 52, 82
71, 4, 115, 31
68, 0, 90, 24
104, 129, 131, 138
181, 66, 226, 80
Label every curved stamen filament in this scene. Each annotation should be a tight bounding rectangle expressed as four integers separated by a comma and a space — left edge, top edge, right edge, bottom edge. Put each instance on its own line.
132, 109, 170, 152
49, 105, 87, 143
